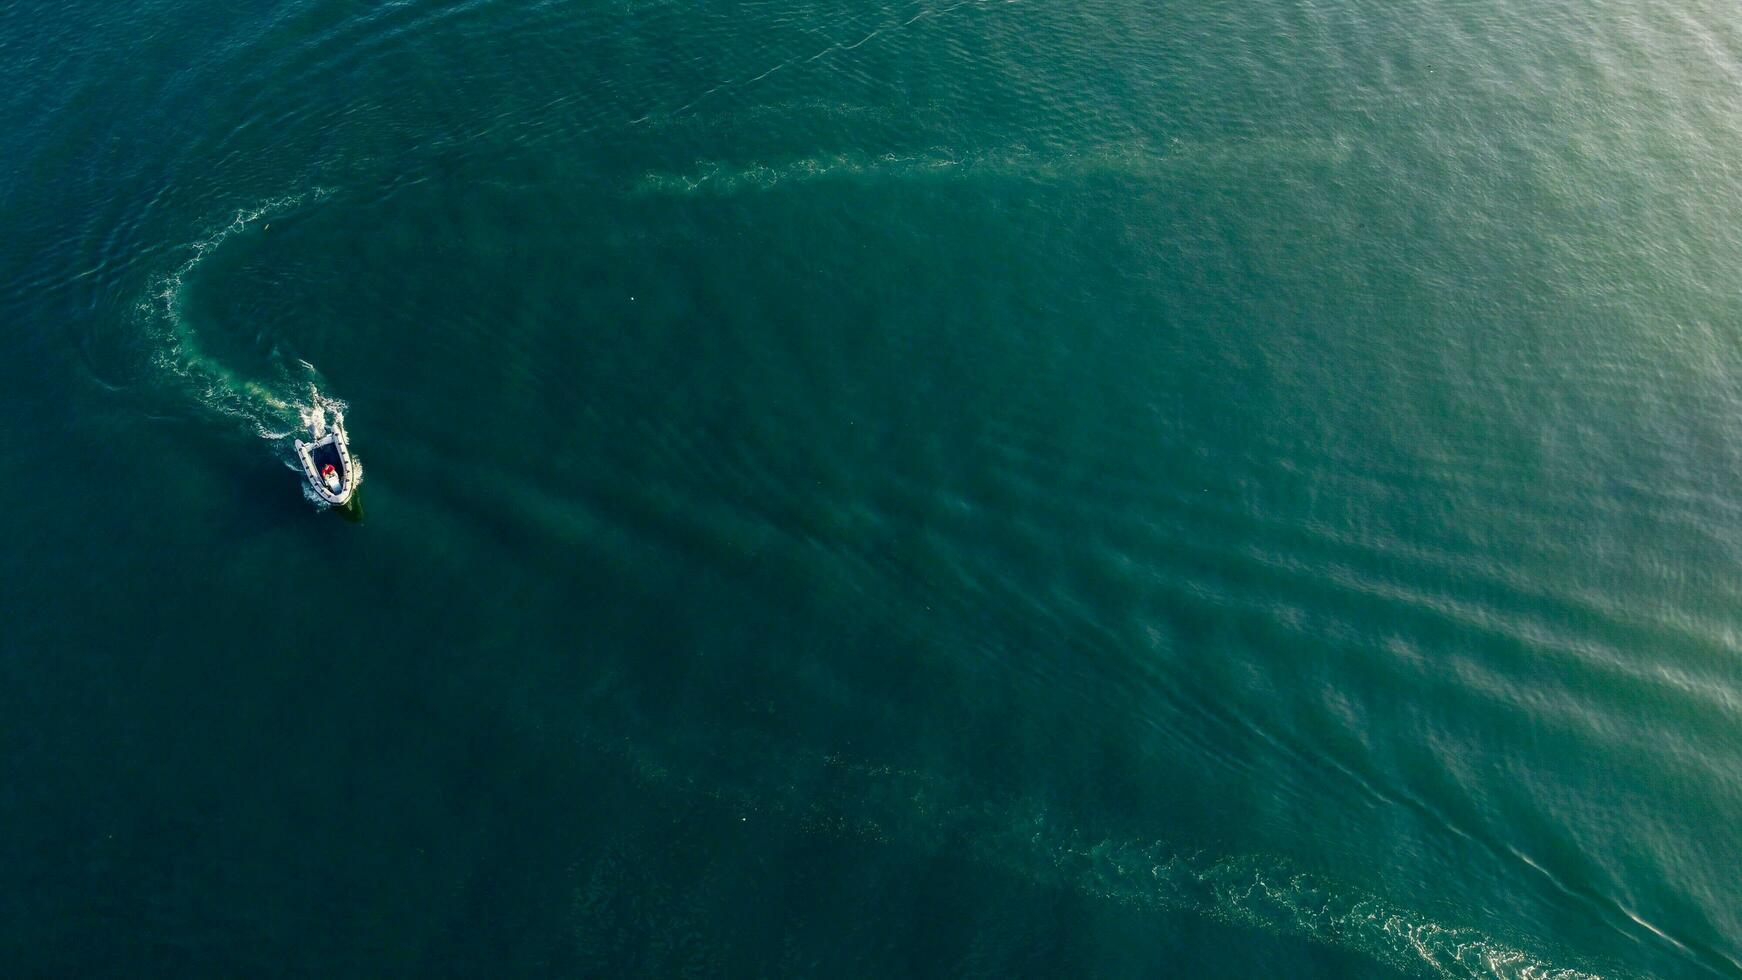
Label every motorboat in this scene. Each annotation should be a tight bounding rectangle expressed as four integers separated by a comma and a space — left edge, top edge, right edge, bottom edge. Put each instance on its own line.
295, 408, 357, 507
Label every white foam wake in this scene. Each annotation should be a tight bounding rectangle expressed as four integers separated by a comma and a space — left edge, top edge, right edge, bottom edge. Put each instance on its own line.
632, 136, 1354, 195
137, 190, 360, 505
1007, 823, 1610, 980
138, 189, 336, 441
592, 730, 1617, 980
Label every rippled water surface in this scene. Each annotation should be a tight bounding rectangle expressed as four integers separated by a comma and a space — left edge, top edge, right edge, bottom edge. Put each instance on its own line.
5, 0, 1742, 975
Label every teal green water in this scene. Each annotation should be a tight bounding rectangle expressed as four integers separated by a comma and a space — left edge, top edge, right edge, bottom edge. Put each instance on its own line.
6, 0, 1742, 975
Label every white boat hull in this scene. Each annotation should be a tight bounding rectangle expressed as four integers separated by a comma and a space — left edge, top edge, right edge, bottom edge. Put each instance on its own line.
295, 421, 357, 506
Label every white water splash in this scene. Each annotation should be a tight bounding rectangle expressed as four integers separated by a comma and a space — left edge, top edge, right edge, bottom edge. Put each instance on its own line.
297, 387, 345, 439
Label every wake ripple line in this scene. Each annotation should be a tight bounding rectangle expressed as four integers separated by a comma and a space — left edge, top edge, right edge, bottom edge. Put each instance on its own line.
634, 0, 1013, 123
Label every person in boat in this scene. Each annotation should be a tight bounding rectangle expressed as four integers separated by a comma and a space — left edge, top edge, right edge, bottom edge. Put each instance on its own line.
321, 462, 342, 494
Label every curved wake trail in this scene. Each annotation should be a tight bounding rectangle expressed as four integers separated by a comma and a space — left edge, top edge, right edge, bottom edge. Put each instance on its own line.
139, 191, 328, 437
587, 726, 1618, 980
137, 190, 361, 501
